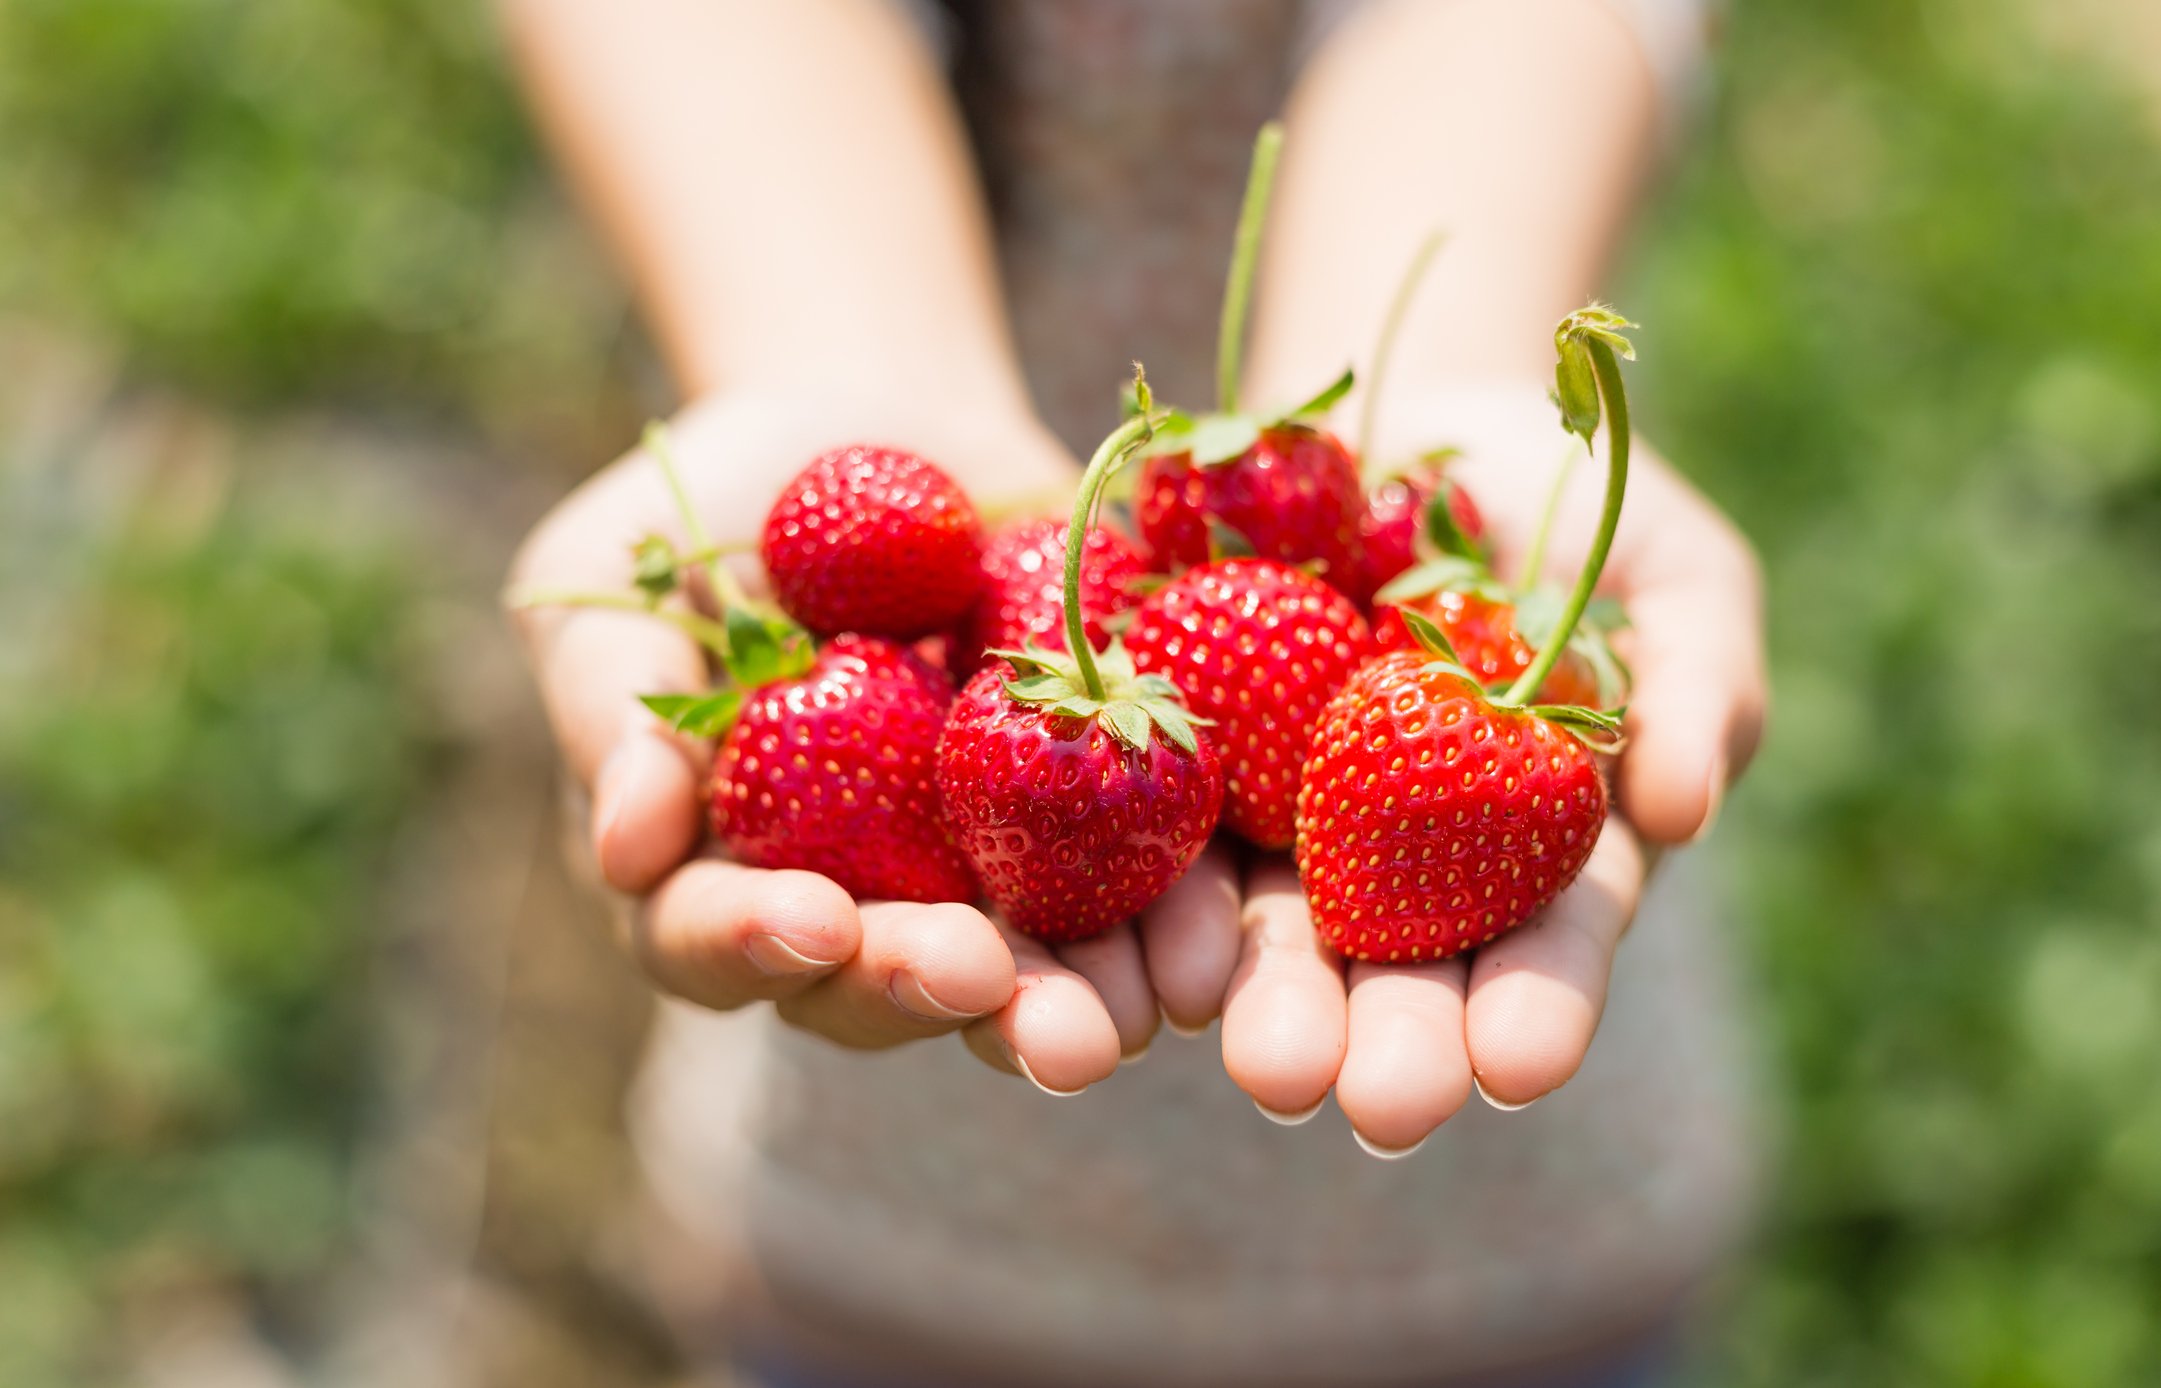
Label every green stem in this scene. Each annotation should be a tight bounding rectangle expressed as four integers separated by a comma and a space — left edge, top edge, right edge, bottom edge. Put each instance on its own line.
1518, 445, 1580, 587
1356, 229, 1446, 473
1502, 339, 1629, 707
1063, 412, 1160, 701
1216, 122, 1284, 415
507, 586, 735, 658
644, 422, 754, 617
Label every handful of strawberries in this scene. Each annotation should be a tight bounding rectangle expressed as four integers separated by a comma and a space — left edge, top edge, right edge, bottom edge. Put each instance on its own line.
526, 124, 1642, 969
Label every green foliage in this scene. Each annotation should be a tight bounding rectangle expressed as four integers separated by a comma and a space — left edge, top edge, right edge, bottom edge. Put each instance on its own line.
1627, 1, 2161, 1382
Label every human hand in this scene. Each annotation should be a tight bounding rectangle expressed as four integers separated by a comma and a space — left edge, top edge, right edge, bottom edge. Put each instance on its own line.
505, 389, 1245, 1091
1212, 382, 1767, 1153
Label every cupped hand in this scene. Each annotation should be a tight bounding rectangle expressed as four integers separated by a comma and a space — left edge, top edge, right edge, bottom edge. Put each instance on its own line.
1214, 383, 1768, 1154
505, 389, 1247, 1093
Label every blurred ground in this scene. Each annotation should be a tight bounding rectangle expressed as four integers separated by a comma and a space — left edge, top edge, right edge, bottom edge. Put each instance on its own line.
2, 1, 2159, 1386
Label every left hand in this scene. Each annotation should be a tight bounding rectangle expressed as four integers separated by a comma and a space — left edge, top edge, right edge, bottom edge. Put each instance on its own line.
1195, 385, 1767, 1153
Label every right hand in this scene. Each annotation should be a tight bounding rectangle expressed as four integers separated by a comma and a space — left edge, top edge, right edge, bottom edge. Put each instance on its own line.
505, 389, 1246, 1092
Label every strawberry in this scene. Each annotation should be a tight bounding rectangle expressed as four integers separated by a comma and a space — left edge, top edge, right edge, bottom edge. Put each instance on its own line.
1352, 466, 1487, 606
939, 653, 1222, 941
1374, 588, 1604, 709
1295, 649, 1608, 961
1134, 422, 1364, 585
708, 634, 976, 902
1129, 122, 1366, 592
1294, 305, 1643, 961
958, 517, 1147, 673
761, 444, 984, 639
1126, 557, 1372, 849
937, 381, 1225, 942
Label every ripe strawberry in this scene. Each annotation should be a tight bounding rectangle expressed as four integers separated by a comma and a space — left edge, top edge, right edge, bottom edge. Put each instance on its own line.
1353, 468, 1487, 606
1295, 649, 1607, 961
1374, 588, 1604, 709
1126, 557, 1372, 849
710, 635, 976, 903
1134, 423, 1364, 586
761, 444, 984, 639
958, 518, 1147, 673
1295, 303, 1644, 962
937, 381, 1225, 942
938, 653, 1223, 941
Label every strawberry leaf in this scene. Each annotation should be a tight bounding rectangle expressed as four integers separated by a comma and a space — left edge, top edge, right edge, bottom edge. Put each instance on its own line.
640, 690, 744, 739
1207, 516, 1257, 561
1374, 556, 1499, 605
1531, 703, 1627, 752
1188, 414, 1263, 466
1140, 700, 1202, 755
1423, 482, 1487, 565
721, 608, 815, 688
1102, 701, 1153, 752
1275, 366, 1355, 424
631, 534, 682, 602
1394, 607, 1462, 663
1006, 673, 1081, 702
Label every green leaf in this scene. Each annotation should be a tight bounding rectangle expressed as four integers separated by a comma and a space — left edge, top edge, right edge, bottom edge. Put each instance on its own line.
1006, 673, 1081, 703
986, 646, 1067, 679
1554, 338, 1600, 446
1134, 673, 1185, 701
1582, 595, 1632, 631
1276, 366, 1355, 423
1188, 414, 1264, 466
1531, 703, 1628, 752
1101, 701, 1153, 752
1423, 482, 1488, 565
1394, 607, 1461, 662
1207, 515, 1257, 560
721, 607, 815, 687
639, 690, 744, 739
1049, 696, 1104, 718
1514, 586, 1566, 649
1373, 556, 1495, 605
631, 534, 681, 602
1142, 701, 1202, 755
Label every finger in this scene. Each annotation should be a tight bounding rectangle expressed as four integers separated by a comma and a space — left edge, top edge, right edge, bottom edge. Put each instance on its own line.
964, 923, 1124, 1094
1137, 841, 1244, 1034
629, 861, 860, 1010
1055, 922, 1161, 1061
591, 726, 707, 894
1220, 858, 1349, 1122
776, 900, 1015, 1049
1463, 819, 1646, 1107
1614, 513, 1768, 845
1336, 958, 1474, 1158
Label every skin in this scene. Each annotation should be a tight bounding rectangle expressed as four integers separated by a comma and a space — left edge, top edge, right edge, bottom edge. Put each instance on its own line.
500, 0, 1767, 1144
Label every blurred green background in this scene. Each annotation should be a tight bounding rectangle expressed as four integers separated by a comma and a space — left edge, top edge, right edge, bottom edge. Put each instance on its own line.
3, 1, 2158, 1384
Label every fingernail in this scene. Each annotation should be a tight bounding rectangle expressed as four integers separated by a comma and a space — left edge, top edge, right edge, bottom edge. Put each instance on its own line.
592, 743, 633, 853
1011, 1048, 1087, 1097
889, 969, 981, 1022
1119, 1041, 1153, 1066
1254, 1096, 1325, 1126
1473, 1076, 1537, 1112
1353, 1129, 1428, 1161
744, 933, 840, 977
1164, 1016, 1211, 1038
1691, 751, 1729, 844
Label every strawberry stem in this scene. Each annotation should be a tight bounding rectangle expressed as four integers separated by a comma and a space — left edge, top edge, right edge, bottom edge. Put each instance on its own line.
505, 586, 735, 658
1216, 121, 1283, 416
1064, 381, 1160, 702
1356, 228, 1447, 474
1502, 336, 1629, 707
644, 422, 755, 621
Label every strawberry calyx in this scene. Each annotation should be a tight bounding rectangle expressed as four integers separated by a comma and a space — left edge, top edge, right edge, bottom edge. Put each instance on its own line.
1136, 368, 1355, 467
1393, 605, 1628, 754
992, 642, 1210, 756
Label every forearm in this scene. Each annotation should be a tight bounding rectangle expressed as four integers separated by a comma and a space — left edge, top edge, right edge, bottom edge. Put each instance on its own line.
501, 0, 1029, 414
1245, 0, 1660, 408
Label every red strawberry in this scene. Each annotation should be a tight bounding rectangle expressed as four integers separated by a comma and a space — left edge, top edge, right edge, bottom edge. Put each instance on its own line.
938, 653, 1223, 942
1374, 589, 1604, 709
710, 634, 977, 903
1353, 469, 1487, 606
761, 444, 984, 639
1134, 424, 1364, 587
1296, 301, 1645, 962
958, 518, 1147, 673
1126, 557, 1372, 849
1295, 649, 1607, 961
936, 386, 1225, 942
